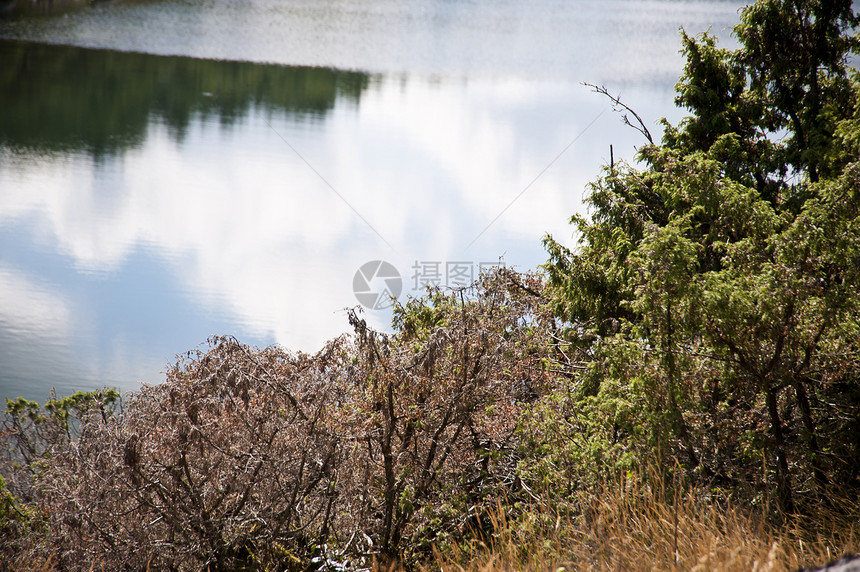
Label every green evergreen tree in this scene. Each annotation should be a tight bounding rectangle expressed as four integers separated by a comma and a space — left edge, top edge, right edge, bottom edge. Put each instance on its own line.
544, 0, 860, 515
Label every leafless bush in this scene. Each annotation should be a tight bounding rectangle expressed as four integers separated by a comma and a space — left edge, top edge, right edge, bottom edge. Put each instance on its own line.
25, 338, 345, 570
1, 269, 565, 570
338, 268, 564, 562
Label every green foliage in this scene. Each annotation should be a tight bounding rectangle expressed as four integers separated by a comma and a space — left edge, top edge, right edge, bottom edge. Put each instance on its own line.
3, 388, 121, 468
0, 474, 27, 532
543, 0, 860, 517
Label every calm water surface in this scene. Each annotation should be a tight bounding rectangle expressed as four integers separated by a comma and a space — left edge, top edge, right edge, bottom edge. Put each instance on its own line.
1, 0, 747, 402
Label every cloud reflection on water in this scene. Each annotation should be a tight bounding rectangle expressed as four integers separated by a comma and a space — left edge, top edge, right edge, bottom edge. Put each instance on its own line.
0, 0, 748, 401
2, 74, 616, 370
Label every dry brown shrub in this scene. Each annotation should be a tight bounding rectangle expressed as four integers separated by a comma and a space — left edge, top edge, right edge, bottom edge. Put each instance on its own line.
2, 268, 566, 570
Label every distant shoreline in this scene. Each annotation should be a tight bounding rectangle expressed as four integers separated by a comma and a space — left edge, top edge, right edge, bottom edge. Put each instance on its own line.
0, 0, 134, 18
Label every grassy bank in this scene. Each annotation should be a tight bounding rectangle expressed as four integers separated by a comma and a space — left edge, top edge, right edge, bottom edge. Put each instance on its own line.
430, 473, 859, 572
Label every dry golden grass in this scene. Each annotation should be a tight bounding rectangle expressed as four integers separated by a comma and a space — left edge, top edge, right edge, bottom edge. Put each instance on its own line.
20, 478, 860, 572
429, 474, 859, 572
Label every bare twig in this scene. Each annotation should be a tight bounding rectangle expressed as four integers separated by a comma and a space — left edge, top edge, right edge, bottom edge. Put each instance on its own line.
584, 82, 654, 144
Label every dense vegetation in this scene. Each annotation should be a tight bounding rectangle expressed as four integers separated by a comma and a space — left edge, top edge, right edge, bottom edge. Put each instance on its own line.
2, 0, 859, 569
544, 0, 860, 517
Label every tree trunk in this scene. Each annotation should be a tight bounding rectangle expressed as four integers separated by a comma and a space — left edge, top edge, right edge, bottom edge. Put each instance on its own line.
793, 378, 829, 488
765, 382, 795, 515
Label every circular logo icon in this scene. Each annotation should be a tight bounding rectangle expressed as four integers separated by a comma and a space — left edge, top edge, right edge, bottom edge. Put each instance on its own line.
353, 260, 402, 310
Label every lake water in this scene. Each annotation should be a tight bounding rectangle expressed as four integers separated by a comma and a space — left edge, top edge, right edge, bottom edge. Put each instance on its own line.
0, 0, 748, 402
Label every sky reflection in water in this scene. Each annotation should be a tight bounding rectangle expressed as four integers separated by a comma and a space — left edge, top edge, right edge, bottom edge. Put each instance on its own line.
0, 0, 747, 401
